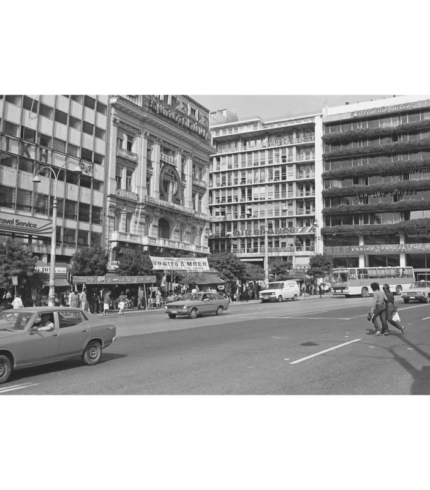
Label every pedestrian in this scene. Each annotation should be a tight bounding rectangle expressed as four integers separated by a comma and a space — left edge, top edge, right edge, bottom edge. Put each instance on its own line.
369, 282, 389, 336
54, 293, 60, 306
69, 290, 79, 308
382, 284, 405, 334
11, 294, 23, 309
118, 291, 126, 315
35, 290, 42, 307
103, 290, 110, 314
319, 283, 324, 299
93, 289, 100, 313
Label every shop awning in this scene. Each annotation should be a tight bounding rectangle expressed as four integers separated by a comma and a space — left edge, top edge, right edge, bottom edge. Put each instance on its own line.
41, 278, 70, 287
179, 272, 225, 285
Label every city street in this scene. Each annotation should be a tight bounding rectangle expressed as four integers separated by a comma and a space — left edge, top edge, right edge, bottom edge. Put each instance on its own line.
2, 296, 430, 395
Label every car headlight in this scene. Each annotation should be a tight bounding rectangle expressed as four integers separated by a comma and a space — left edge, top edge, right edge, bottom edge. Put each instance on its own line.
271, 293, 276, 296
183, 305, 188, 309
164, 306, 168, 310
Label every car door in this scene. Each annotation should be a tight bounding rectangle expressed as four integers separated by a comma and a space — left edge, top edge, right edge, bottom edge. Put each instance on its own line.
200, 294, 215, 314
58, 310, 90, 357
23, 312, 60, 365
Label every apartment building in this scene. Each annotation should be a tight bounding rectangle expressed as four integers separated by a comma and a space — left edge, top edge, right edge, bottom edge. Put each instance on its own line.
106, 95, 213, 267
322, 95, 430, 279
208, 110, 323, 271
0, 95, 108, 263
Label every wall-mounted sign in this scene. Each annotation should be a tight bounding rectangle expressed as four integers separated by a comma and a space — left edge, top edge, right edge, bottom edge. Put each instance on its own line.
149, 97, 209, 141
0, 212, 52, 236
232, 226, 316, 237
116, 189, 138, 201
149, 256, 209, 271
73, 275, 156, 284
35, 266, 67, 274
324, 243, 430, 255
352, 103, 416, 118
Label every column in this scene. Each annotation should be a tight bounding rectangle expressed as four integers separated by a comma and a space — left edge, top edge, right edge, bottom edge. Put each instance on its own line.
153, 138, 161, 199
185, 153, 193, 208
138, 131, 149, 200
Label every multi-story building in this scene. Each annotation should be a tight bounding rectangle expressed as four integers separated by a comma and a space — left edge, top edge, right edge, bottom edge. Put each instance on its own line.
106, 95, 213, 267
208, 109, 323, 271
0, 95, 108, 263
321, 95, 430, 279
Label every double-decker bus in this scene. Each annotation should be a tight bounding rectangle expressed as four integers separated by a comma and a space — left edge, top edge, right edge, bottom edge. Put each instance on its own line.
330, 266, 415, 297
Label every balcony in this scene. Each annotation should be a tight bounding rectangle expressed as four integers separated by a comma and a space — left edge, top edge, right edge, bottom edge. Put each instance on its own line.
234, 246, 314, 257
296, 208, 315, 215
192, 177, 207, 188
296, 173, 315, 179
117, 147, 138, 162
160, 152, 176, 165
296, 191, 316, 197
144, 196, 195, 215
141, 236, 210, 254
109, 231, 141, 244
116, 188, 139, 201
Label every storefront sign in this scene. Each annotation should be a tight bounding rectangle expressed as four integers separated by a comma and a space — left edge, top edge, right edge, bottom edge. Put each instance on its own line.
352, 103, 416, 118
73, 275, 156, 284
116, 189, 138, 201
35, 266, 67, 274
232, 226, 315, 237
149, 97, 209, 141
149, 256, 210, 271
0, 212, 52, 236
324, 243, 430, 255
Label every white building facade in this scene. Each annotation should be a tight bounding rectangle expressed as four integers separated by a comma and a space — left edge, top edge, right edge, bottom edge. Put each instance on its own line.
106, 95, 213, 268
208, 110, 324, 271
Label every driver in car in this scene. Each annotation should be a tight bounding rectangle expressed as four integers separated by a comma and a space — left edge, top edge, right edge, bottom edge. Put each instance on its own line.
36, 313, 55, 331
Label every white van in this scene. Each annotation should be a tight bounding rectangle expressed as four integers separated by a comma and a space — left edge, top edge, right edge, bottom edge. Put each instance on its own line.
259, 281, 300, 303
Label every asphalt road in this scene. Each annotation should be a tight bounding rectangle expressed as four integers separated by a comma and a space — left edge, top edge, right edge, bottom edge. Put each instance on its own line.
2, 296, 430, 395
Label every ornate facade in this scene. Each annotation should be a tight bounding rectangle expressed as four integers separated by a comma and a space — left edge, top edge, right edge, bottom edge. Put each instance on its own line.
106, 95, 213, 268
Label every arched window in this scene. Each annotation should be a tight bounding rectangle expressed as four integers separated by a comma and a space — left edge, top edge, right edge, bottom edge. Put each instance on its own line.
190, 226, 197, 245
159, 218, 170, 239
114, 209, 121, 231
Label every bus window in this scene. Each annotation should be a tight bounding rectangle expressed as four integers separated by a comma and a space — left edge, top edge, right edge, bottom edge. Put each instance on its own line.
377, 269, 386, 278
386, 268, 396, 278
349, 269, 357, 280
368, 268, 378, 278
357, 268, 368, 279
404, 268, 414, 278
332, 270, 349, 283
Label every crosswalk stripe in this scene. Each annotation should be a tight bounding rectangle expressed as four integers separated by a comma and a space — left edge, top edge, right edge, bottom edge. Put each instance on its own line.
0, 383, 38, 394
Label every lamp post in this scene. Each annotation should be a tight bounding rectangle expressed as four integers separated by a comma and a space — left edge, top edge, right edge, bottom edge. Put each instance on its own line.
313, 220, 320, 254
246, 203, 287, 285
33, 162, 82, 306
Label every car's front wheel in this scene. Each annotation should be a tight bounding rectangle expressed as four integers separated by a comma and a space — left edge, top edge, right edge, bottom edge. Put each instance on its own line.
292, 294, 298, 301
82, 340, 102, 366
216, 306, 223, 315
189, 308, 198, 319
277, 295, 283, 302
0, 355, 12, 385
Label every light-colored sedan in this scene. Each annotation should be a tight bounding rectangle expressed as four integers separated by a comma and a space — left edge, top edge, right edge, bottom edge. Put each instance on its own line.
164, 293, 229, 319
0, 307, 117, 385
401, 281, 430, 303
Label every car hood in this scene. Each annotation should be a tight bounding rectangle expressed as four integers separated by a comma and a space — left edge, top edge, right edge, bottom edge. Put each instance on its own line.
0, 329, 24, 340
405, 289, 429, 293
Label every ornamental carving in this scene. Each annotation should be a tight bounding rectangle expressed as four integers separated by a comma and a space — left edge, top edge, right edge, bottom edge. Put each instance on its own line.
113, 117, 140, 135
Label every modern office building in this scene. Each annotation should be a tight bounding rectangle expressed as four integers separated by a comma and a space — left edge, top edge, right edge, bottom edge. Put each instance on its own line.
208, 109, 323, 271
106, 95, 213, 268
321, 95, 430, 279
0, 94, 108, 263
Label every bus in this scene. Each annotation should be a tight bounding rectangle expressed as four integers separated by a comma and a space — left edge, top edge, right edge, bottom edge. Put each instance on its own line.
330, 266, 415, 297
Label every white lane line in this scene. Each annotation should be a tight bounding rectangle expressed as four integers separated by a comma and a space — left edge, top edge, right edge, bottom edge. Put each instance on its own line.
0, 383, 39, 394
282, 317, 351, 320
422, 316, 430, 320
290, 338, 361, 365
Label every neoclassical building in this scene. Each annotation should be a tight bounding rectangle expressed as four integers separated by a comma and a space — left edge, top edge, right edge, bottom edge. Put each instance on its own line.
106, 95, 213, 267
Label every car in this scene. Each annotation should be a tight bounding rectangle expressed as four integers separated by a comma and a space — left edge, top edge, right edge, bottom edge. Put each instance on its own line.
0, 307, 117, 385
259, 281, 300, 303
401, 281, 430, 303
164, 292, 229, 319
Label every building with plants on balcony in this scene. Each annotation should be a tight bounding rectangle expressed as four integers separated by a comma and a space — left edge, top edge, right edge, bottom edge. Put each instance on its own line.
321, 95, 430, 279
106, 95, 213, 268
208, 109, 323, 271
0, 95, 108, 264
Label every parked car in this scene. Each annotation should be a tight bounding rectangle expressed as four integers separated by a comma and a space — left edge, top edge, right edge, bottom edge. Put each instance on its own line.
164, 292, 229, 319
401, 281, 430, 303
259, 281, 300, 303
0, 307, 117, 385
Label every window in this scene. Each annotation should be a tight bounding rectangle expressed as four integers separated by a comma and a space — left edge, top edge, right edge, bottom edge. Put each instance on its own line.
23, 96, 38, 113
34, 193, 48, 214
84, 96, 95, 110
68, 144, 79, 157
83, 121, 94, 135
71, 95, 83, 104
80, 175, 91, 189
4, 121, 19, 137
93, 180, 103, 192
53, 138, 66, 153
17, 189, 32, 212
63, 228, 76, 245
66, 170, 78, 185
126, 136, 133, 152
0, 185, 15, 208
38, 134, 51, 148
117, 137, 123, 148
93, 153, 104, 165
116, 167, 122, 189
58, 311, 86, 328
95, 127, 105, 140
1, 154, 18, 168
96, 101, 107, 115
55, 109, 68, 125
38, 103, 53, 119
18, 157, 33, 173
81, 148, 92, 162
65, 200, 77, 220
5, 95, 22, 106
90, 232, 101, 247
50, 197, 64, 217
69, 116, 81, 131
92, 206, 102, 224
21, 126, 36, 143
126, 169, 133, 191
78, 203, 90, 222
78, 229, 89, 245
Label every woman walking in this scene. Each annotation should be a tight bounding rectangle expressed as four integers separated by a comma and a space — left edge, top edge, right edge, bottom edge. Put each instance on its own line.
382, 284, 405, 334
118, 291, 126, 315
370, 282, 389, 336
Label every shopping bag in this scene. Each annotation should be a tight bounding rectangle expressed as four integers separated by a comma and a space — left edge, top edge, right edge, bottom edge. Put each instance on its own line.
392, 311, 401, 322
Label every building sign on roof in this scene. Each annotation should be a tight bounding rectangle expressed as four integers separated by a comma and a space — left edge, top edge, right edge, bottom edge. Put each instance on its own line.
149, 256, 209, 271
0, 212, 52, 236
352, 103, 416, 118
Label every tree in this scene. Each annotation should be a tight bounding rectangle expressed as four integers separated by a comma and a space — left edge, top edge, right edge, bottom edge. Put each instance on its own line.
242, 262, 265, 282
269, 261, 293, 281
70, 247, 109, 276
307, 254, 332, 282
116, 251, 154, 276
0, 239, 39, 295
207, 252, 246, 283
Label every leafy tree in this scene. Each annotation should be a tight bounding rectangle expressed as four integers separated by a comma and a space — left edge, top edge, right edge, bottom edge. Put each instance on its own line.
207, 252, 246, 283
269, 261, 292, 281
116, 251, 154, 276
70, 247, 109, 276
307, 254, 332, 281
242, 262, 265, 282
0, 239, 39, 295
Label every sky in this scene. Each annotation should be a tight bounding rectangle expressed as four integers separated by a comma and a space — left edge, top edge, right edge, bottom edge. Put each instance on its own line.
190, 95, 392, 121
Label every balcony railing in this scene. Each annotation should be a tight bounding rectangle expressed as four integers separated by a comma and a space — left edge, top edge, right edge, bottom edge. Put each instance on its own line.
144, 196, 195, 215
160, 152, 176, 165
109, 231, 141, 244
192, 178, 207, 188
141, 236, 210, 254
117, 147, 138, 162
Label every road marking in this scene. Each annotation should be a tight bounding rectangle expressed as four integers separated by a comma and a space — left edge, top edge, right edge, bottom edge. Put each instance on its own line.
422, 316, 430, 320
290, 338, 361, 365
0, 382, 39, 394
281, 317, 352, 320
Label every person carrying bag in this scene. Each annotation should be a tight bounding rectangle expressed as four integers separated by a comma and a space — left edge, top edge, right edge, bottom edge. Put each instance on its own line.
382, 284, 405, 334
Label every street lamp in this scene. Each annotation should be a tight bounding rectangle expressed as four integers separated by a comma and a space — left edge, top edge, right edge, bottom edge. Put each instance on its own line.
246, 202, 288, 285
33, 161, 82, 306
313, 220, 320, 254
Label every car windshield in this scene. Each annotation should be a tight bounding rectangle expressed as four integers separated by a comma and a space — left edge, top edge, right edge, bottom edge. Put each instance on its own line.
182, 294, 203, 301
332, 271, 349, 283
265, 282, 284, 290
411, 282, 430, 289
0, 311, 34, 331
